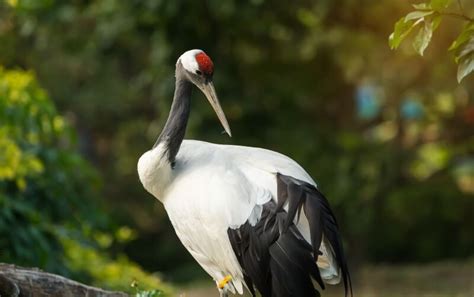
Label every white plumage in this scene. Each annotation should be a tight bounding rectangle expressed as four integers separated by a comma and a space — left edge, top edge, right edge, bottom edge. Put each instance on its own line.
138, 140, 341, 294
137, 49, 351, 297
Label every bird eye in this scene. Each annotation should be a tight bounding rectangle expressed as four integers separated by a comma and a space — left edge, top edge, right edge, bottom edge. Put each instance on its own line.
195, 70, 202, 75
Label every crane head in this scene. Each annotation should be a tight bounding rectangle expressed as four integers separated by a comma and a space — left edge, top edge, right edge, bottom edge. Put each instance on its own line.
178, 49, 232, 137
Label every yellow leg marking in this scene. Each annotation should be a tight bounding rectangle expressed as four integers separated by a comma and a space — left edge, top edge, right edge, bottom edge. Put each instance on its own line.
218, 275, 232, 289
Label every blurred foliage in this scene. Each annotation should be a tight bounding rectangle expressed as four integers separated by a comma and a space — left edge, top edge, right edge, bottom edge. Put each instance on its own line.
131, 280, 165, 297
63, 237, 173, 294
390, 0, 474, 82
0, 66, 98, 273
0, 67, 172, 294
0, 0, 473, 286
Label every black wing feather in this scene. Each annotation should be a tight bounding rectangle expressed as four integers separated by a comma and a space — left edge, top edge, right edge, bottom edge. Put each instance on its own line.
228, 173, 353, 297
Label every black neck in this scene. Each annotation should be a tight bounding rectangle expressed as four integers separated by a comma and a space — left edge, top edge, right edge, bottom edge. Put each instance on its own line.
153, 74, 192, 164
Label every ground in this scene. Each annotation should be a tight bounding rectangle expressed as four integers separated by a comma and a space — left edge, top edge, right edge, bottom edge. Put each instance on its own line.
177, 260, 474, 297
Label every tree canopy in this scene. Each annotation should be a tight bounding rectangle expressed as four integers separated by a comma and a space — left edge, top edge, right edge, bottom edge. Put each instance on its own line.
390, 0, 474, 82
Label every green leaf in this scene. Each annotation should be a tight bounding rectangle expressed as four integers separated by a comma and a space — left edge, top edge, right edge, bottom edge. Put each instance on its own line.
432, 15, 442, 31
389, 9, 437, 50
457, 53, 474, 82
458, 37, 474, 59
389, 17, 417, 49
449, 23, 474, 51
405, 10, 434, 21
412, 3, 431, 10
413, 18, 434, 56
430, 0, 453, 10
456, 37, 474, 82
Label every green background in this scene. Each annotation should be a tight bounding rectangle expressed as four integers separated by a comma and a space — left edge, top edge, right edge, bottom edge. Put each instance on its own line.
0, 0, 473, 295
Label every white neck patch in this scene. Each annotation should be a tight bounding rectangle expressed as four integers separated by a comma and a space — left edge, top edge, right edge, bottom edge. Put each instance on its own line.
178, 49, 203, 73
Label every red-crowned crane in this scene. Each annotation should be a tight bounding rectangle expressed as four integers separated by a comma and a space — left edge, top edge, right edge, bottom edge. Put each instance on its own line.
137, 49, 352, 297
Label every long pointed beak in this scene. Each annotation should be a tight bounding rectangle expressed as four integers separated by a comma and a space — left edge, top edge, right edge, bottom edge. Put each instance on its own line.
199, 81, 232, 137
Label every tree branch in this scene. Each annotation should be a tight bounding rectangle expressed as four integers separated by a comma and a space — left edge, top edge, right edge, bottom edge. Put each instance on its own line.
417, 7, 474, 22
457, 0, 465, 15
438, 11, 474, 22
0, 263, 128, 297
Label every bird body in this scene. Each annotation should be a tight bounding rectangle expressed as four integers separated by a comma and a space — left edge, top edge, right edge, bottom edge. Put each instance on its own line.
137, 50, 351, 297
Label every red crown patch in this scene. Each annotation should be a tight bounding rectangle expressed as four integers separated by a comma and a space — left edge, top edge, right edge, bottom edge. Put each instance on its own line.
195, 52, 214, 76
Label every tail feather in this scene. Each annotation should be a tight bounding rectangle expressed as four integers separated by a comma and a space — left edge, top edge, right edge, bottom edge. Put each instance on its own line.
227, 173, 352, 297
277, 173, 353, 297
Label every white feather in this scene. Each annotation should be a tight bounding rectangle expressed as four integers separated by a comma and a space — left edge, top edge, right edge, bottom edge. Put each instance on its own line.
178, 49, 203, 74
137, 142, 172, 200
138, 139, 341, 294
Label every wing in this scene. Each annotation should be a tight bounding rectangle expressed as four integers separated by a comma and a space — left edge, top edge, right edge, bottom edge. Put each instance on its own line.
164, 141, 274, 294
172, 141, 352, 296
276, 173, 352, 296
228, 199, 321, 297
223, 145, 352, 297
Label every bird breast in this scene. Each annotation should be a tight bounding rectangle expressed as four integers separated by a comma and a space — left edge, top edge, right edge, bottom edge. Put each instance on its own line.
137, 142, 173, 201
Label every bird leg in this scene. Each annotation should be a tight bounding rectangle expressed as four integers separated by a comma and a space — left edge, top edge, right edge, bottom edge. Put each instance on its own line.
217, 275, 232, 297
